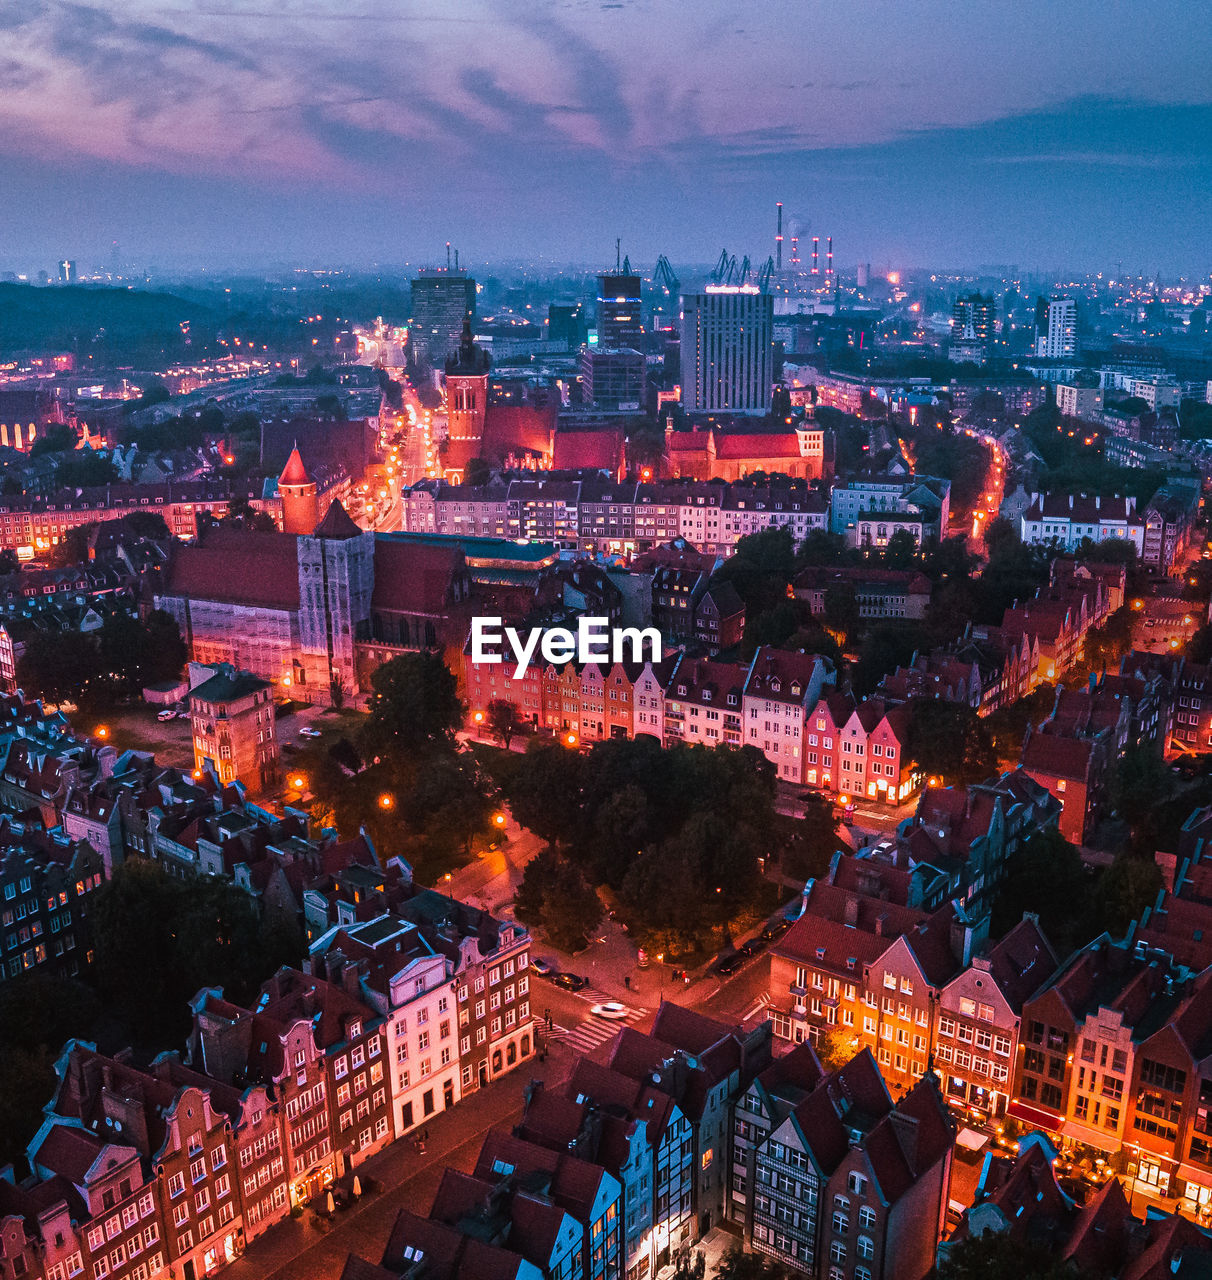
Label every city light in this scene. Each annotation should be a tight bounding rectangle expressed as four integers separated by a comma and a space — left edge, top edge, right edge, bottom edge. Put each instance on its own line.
379, 793, 394, 810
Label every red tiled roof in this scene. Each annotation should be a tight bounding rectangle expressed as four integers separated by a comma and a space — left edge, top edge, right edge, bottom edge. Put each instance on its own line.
165, 528, 301, 610
371, 539, 464, 614
279, 445, 311, 486
1021, 732, 1096, 780
714, 432, 803, 459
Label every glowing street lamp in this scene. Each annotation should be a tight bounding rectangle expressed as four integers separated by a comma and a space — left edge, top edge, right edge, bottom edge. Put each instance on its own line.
292, 775, 306, 791
493, 812, 507, 828
379, 792, 395, 811
565, 732, 578, 748
96, 725, 109, 739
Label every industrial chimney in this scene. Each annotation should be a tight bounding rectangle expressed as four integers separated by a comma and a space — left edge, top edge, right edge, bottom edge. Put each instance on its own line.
811, 237, 819, 275
776, 203, 783, 272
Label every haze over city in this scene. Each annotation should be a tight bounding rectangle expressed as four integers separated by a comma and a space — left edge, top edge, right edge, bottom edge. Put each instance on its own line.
3, 0, 1212, 271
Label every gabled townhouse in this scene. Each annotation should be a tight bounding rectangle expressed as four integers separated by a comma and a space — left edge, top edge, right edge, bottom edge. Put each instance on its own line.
308, 915, 457, 1137
426, 1168, 586, 1280
940, 1132, 1212, 1278
729, 1042, 825, 1230
474, 1130, 623, 1280
745, 1048, 953, 1280
519, 1065, 694, 1277
39, 1041, 241, 1280
301, 871, 534, 1097
1020, 722, 1110, 845
743, 647, 835, 785
767, 882, 929, 1048
935, 915, 1056, 1121
188, 986, 337, 1205
26, 1121, 160, 1280
663, 655, 749, 751
1005, 933, 1212, 1215
148, 1053, 290, 1244
806, 693, 918, 805
1020, 492, 1145, 557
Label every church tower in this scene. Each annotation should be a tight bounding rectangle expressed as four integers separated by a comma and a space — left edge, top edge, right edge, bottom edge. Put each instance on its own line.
279, 444, 319, 535
442, 317, 491, 482
296, 500, 375, 705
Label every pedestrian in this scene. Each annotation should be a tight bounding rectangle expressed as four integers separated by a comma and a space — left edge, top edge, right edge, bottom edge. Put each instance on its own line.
623, 975, 631, 990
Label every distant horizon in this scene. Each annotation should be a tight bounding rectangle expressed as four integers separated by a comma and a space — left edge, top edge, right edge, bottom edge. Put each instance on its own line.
3, 2, 1211, 278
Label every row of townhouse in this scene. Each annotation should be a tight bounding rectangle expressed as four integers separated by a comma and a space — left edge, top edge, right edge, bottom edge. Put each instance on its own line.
466, 641, 931, 802
1022, 484, 1200, 576
402, 469, 946, 560
340, 1007, 954, 1280
767, 770, 1063, 1105
943, 1132, 1212, 1278
1, 939, 540, 1280
877, 559, 1125, 719
0, 479, 280, 557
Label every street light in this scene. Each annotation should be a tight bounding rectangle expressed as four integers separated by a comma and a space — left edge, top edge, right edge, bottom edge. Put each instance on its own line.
379, 793, 394, 811
493, 812, 507, 828
96, 725, 108, 739
565, 732, 578, 748
292, 775, 306, 791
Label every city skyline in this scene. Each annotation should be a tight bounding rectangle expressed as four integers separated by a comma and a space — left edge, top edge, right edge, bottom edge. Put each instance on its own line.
3, 0, 1212, 272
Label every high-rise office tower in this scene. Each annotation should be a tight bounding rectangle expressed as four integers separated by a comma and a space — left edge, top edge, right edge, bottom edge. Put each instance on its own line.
950, 293, 995, 350
58, 260, 76, 284
1034, 297, 1078, 359
410, 268, 476, 369
597, 273, 643, 348
680, 286, 774, 416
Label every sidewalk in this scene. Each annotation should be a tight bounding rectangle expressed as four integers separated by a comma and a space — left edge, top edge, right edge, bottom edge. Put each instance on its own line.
221, 1039, 575, 1280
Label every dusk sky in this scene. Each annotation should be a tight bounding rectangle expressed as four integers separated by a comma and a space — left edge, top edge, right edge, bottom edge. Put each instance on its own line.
3, 0, 1211, 274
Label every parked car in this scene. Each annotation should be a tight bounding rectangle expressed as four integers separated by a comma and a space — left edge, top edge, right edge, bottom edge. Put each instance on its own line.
714, 952, 747, 977
551, 972, 589, 992
531, 957, 556, 977
590, 1002, 629, 1020
299, 726, 321, 738
739, 937, 767, 959
157, 710, 175, 722
760, 917, 792, 942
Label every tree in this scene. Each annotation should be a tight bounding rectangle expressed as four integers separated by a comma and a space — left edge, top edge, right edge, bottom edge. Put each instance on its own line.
816, 1026, 862, 1070
991, 827, 1090, 952
515, 848, 603, 952
1091, 852, 1163, 939
364, 651, 462, 757
464, 456, 492, 488
822, 584, 860, 646
882, 528, 919, 570
713, 1246, 791, 1280
500, 739, 585, 848
905, 700, 997, 788
58, 450, 118, 488
775, 796, 842, 883
488, 698, 520, 749
16, 629, 102, 705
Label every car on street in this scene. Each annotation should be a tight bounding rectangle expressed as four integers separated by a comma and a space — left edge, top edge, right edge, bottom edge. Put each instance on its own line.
157, 709, 175, 722
714, 952, 748, 977
591, 1002, 629, 1020
531, 957, 555, 976
739, 937, 767, 959
760, 917, 793, 942
550, 972, 589, 992
298, 726, 321, 738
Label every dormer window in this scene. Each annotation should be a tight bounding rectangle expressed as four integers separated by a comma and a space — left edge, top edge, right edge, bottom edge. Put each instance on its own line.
771, 678, 781, 692
791, 682, 801, 697
349, 1020, 361, 1038
703, 689, 711, 701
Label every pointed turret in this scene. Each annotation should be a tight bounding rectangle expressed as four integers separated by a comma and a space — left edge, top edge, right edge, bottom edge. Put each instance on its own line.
278, 442, 319, 535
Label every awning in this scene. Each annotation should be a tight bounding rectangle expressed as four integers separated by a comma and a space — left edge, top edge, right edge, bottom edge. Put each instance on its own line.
956, 1128, 990, 1153
1008, 1101, 1062, 1132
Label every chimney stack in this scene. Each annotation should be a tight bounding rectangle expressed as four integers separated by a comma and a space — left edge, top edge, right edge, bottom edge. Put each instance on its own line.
811, 237, 820, 275
826, 236, 833, 278
776, 203, 784, 272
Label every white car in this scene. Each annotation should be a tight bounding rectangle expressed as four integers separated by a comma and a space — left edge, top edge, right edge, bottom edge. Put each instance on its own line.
157, 710, 175, 722
298, 726, 321, 738
591, 1002, 629, 1020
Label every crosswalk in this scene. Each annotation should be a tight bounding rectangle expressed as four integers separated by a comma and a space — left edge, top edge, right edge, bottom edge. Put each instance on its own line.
534, 1007, 649, 1054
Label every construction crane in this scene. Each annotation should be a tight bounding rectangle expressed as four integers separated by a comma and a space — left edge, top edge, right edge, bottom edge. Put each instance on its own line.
755, 255, 775, 292
621, 254, 632, 275
712, 249, 742, 285
654, 255, 679, 297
